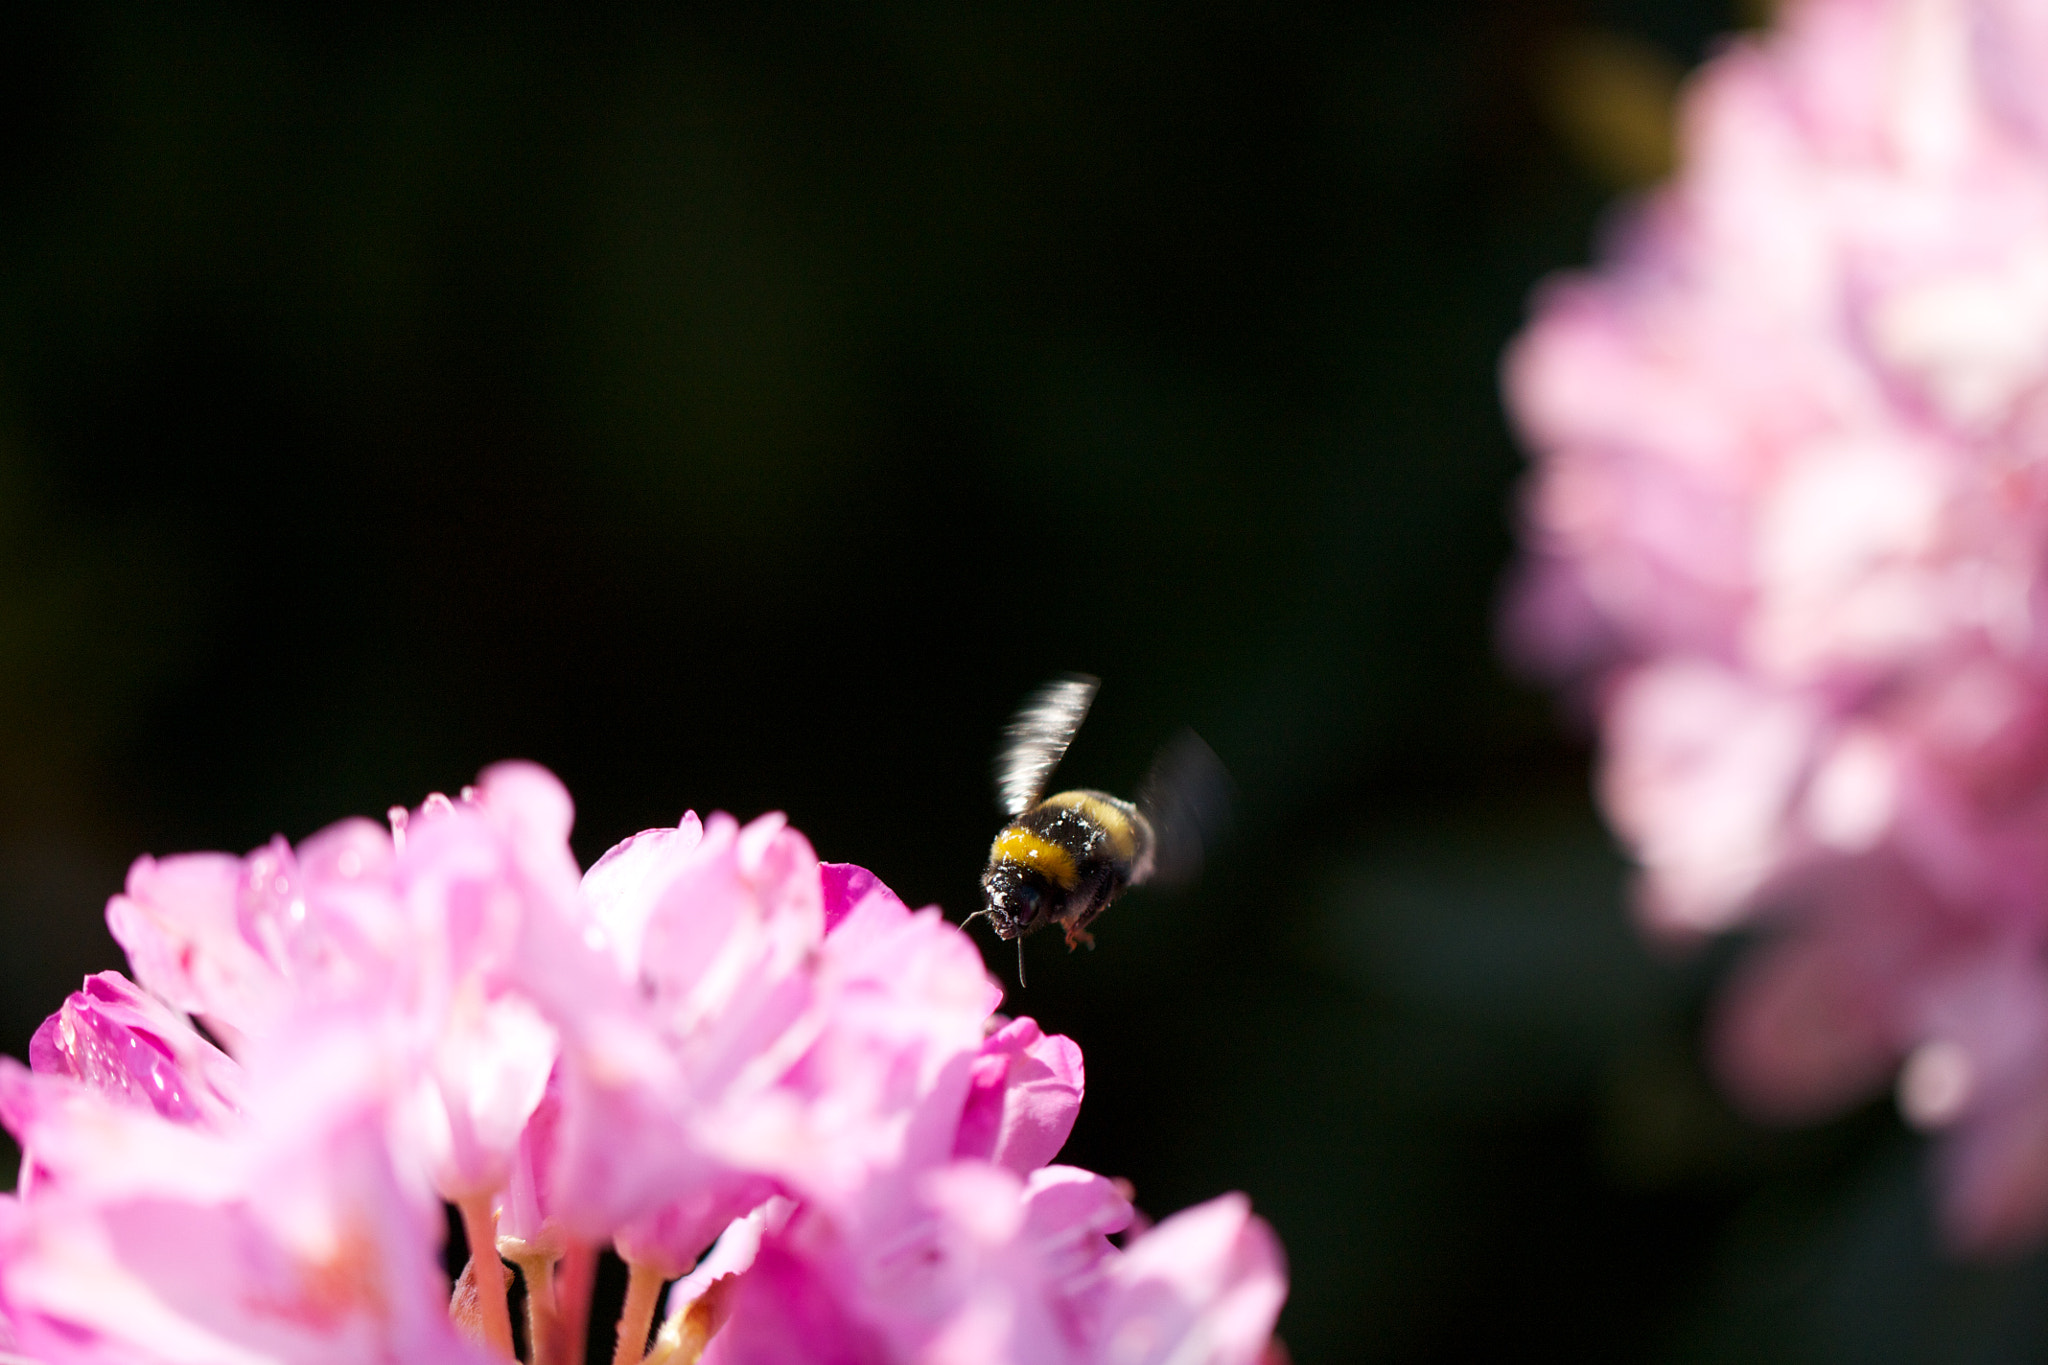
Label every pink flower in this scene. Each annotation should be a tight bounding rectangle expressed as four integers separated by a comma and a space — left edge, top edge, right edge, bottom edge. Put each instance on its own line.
103, 763, 577, 1202
788, 860, 1006, 1194
679, 1168, 1283, 1365
709, 1164, 1133, 1365
632, 868, 1274, 1364
0, 1023, 486, 1365
381, 764, 580, 1201
1, 769, 1287, 1363
1506, 0, 2048, 1247
27, 972, 242, 1130
540, 811, 829, 1271
106, 819, 401, 1050
0, 973, 244, 1208
544, 820, 1000, 1275
953, 1018, 1086, 1176
1091, 1194, 1286, 1365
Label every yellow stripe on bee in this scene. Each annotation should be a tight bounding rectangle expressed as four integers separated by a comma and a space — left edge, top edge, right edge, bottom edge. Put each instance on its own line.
1038, 791, 1139, 862
990, 826, 1080, 889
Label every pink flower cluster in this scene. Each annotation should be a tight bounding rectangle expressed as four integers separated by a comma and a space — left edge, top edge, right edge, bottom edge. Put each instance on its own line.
1508, 0, 2048, 1252
0, 763, 1286, 1364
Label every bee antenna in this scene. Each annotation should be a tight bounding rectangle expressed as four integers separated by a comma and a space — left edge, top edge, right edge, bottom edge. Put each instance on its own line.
1016, 937, 1027, 989
960, 909, 990, 933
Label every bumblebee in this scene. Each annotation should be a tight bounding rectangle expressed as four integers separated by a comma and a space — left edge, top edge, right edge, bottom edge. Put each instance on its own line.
970, 674, 1227, 983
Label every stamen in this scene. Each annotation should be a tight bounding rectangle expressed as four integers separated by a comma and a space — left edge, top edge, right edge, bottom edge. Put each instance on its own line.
611, 1261, 665, 1365
506, 1249, 561, 1365
456, 1194, 517, 1360
643, 1275, 738, 1365
449, 1256, 482, 1341
498, 1234, 592, 1365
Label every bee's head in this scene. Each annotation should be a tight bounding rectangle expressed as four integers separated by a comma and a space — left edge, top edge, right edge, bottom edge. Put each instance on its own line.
977, 859, 1054, 940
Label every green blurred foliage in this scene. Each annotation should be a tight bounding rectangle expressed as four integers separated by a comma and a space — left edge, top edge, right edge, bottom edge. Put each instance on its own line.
2, 2, 2034, 1361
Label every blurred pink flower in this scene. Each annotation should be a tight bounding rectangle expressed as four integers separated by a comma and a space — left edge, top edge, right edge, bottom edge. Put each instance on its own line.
0, 1195, 29, 1361
1507, 0, 2048, 1248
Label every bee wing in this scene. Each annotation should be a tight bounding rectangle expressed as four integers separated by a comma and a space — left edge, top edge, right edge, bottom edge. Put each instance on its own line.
995, 673, 1099, 816
1137, 730, 1231, 887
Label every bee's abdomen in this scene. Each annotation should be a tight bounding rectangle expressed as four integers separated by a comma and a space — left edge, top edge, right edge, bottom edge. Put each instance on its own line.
1006, 789, 1155, 884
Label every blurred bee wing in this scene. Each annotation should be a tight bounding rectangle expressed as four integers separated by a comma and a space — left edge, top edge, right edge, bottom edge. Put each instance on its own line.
1137, 730, 1231, 887
995, 673, 1099, 816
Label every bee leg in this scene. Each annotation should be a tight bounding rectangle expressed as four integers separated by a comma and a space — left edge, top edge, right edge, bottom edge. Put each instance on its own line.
1060, 874, 1111, 951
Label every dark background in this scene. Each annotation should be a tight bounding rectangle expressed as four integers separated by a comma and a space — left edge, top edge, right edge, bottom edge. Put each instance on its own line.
2, 2, 2042, 1360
